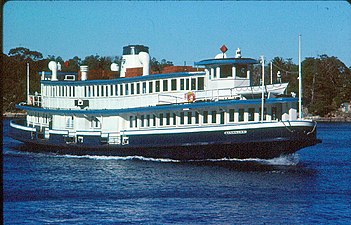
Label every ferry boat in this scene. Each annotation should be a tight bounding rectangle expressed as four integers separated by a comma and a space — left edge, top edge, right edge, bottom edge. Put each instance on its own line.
9, 44, 321, 160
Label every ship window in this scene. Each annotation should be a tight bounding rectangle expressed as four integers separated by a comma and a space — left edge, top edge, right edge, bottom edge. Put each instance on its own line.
115, 85, 118, 96
58, 86, 61, 96
166, 113, 170, 125
195, 111, 199, 124
248, 108, 255, 121
213, 68, 217, 79
239, 108, 244, 122
220, 65, 232, 78
73, 86, 75, 97
146, 115, 150, 127
172, 113, 176, 125
186, 79, 190, 90
159, 113, 164, 126
102, 85, 105, 97
163, 80, 168, 92
197, 77, 204, 90
203, 111, 208, 123
271, 107, 277, 120
153, 114, 156, 126
143, 82, 147, 94
120, 84, 123, 96
180, 112, 185, 125
236, 65, 248, 78
180, 79, 185, 90
187, 112, 192, 124
84, 86, 87, 97
134, 116, 138, 127
125, 84, 129, 95
97, 86, 100, 97
171, 79, 177, 91
156, 81, 161, 92
110, 85, 113, 96
129, 83, 133, 95
229, 109, 235, 122
211, 111, 217, 123
92, 86, 95, 97
141, 115, 145, 127
191, 78, 196, 90
149, 82, 153, 93
137, 83, 140, 94
220, 111, 225, 124
129, 116, 133, 128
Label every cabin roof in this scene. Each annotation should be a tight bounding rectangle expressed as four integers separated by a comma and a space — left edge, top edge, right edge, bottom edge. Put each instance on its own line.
195, 58, 259, 66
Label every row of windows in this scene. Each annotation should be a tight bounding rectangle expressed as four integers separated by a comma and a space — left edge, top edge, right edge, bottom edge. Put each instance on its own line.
45, 85, 76, 97
129, 107, 279, 128
45, 77, 205, 98
207, 65, 249, 79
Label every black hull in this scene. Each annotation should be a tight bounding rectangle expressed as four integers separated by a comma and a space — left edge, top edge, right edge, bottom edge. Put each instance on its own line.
15, 139, 319, 160
9, 119, 321, 160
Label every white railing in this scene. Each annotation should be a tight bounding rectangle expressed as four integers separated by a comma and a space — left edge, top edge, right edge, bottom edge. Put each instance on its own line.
28, 95, 42, 107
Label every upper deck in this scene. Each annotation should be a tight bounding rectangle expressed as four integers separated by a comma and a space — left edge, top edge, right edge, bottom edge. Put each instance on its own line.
24, 45, 289, 112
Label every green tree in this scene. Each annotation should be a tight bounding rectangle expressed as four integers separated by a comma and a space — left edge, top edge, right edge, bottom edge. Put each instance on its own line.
8, 47, 43, 61
150, 57, 173, 73
302, 55, 351, 116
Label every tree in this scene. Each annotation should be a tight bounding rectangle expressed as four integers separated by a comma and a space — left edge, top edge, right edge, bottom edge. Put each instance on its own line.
302, 55, 351, 116
150, 57, 173, 73
8, 47, 43, 61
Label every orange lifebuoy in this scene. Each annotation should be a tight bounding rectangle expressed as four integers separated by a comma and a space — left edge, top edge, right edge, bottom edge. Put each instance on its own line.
187, 92, 196, 103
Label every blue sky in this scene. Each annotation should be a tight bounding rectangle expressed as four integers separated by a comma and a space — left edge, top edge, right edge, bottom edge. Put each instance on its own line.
4, 1, 351, 66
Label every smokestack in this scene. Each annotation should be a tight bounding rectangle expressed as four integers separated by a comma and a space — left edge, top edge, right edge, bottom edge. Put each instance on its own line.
80, 66, 89, 81
138, 52, 150, 76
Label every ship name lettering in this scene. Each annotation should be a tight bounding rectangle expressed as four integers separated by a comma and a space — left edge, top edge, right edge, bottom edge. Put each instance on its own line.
224, 130, 247, 135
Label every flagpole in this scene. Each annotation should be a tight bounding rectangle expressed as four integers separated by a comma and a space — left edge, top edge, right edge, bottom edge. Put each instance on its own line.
298, 34, 302, 119
27, 63, 30, 104
261, 56, 265, 122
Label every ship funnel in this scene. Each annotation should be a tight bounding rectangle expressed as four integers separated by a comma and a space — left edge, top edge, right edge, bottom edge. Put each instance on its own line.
120, 45, 150, 77
138, 52, 150, 76
48, 61, 58, 81
80, 65, 89, 81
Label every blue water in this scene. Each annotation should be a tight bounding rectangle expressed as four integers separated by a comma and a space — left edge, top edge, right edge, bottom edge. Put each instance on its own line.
3, 119, 351, 224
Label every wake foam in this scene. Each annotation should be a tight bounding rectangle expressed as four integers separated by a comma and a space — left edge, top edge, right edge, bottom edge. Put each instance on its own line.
56, 154, 181, 163
54, 154, 299, 165
188, 154, 299, 166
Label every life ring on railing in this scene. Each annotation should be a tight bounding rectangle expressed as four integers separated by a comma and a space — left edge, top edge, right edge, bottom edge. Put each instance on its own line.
186, 92, 196, 103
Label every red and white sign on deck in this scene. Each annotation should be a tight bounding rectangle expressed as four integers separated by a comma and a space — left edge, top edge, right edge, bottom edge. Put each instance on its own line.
220, 45, 228, 53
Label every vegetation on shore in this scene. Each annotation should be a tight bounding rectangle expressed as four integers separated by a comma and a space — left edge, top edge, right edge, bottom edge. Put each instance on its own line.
2, 47, 350, 117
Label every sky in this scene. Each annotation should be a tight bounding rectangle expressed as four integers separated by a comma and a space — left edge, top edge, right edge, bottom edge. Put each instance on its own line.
3, 1, 351, 67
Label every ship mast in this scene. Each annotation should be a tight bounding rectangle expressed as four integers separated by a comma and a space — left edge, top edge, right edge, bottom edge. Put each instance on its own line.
261, 56, 265, 122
